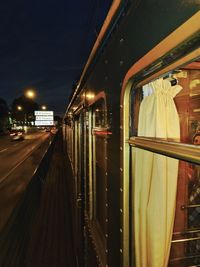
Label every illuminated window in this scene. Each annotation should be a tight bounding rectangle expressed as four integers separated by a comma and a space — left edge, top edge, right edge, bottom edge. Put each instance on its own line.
129, 57, 200, 266
130, 59, 200, 144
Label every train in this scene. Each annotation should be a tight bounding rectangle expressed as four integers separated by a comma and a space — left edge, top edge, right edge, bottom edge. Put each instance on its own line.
63, 1, 200, 266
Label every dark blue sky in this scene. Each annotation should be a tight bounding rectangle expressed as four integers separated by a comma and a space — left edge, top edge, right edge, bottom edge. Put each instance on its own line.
0, 0, 112, 115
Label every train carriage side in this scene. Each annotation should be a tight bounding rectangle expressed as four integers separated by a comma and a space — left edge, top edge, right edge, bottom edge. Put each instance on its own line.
64, 1, 200, 267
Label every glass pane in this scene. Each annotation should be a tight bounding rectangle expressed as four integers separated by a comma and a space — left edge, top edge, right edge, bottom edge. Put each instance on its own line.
85, 111, 90, 215
93, 98, 107, 128
94, 136, 107, 235
91, 99, 107, 238
130, 146, 200, 266
130, 58, 200, 144
170, 160, 200, 266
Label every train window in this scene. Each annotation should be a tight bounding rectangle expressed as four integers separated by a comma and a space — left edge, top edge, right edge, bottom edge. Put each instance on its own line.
128, 56, 200, 267
130, 147, 200, 266
93, 98, 107, 128
90, 99, 107, 252
66, 123, 73, 163
130, 58, 200, 144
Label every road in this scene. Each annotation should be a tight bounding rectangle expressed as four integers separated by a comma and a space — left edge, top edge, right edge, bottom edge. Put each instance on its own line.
0, 128, 55, 231
0, 129, 51, 182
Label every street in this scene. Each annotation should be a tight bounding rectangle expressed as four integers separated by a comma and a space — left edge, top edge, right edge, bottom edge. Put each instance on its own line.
0, 129, 51, 182
0, 128, 54, 231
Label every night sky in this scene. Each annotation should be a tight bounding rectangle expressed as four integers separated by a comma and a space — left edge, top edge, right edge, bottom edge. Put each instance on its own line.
0, 0, 112, 115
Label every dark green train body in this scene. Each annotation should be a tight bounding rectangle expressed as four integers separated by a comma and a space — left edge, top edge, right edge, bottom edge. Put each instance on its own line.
64, 1, 200, 266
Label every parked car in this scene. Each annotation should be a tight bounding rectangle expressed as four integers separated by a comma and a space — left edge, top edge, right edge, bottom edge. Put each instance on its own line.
10, 129, 25, 141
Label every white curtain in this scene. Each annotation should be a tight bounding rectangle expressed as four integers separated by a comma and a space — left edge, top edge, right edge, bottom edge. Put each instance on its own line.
134, 78, 182, 267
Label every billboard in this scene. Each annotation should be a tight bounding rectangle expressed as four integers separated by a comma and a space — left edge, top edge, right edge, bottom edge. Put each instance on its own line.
34, 111, 53, 116
34, 110, 54, 126
35, 116, 54, 121
35, 121, 54, 126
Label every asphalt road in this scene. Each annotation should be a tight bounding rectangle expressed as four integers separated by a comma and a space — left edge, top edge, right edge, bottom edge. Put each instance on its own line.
0, 129, 51, 182
0, 131, 77, 267
0, 129, 55, 231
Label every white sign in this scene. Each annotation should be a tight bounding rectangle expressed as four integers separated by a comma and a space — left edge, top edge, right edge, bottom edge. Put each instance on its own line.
34, 110, 54, 126
35, 121, 54, 126
36, 116, 54, 121
34, 111, 54, 116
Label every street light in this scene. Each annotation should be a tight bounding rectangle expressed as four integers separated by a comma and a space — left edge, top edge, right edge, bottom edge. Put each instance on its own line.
16, 105, 23, 126
17, 105, 22, 111
41, 105, 47, 110
24, 89, 36, 126
25, 89, 36, 99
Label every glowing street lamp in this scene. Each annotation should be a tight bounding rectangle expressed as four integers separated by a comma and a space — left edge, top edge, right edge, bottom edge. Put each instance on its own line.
17, 105, 22, 111
25, 89, 36, 99
23, 89, 36, 126
41, 105, 47, 110
16, 106, 23, 126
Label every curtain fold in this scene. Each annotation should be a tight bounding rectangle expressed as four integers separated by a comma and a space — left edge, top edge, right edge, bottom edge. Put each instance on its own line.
134, 78, 182, 267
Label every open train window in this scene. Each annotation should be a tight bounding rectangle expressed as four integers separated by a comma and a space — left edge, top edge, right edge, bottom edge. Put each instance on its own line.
130, 58, 200, 144
128, 55, 200, 267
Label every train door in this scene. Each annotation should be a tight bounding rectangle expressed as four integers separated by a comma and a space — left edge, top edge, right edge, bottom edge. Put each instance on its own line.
75, 112, 85, 266
84, 108, 93, 219
84, 98, 108, 267
122, 23, 200, 267
92, 100, 107, 233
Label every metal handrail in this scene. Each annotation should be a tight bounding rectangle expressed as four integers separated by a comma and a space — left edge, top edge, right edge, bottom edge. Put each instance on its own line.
172, 236, 200, 243
181, 204, 200, 209
173, 229, 200, 235
128, 137, 200, 164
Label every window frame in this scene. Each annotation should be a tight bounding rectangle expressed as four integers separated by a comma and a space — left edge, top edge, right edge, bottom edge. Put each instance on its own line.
127, 49, 200, 267
120, 12, 200, 267
85, 96, 109, 267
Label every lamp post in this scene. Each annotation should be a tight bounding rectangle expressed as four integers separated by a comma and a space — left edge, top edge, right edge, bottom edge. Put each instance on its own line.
24, 89, 36, 125
17, 105, 26, 125
16, 105, 23, 126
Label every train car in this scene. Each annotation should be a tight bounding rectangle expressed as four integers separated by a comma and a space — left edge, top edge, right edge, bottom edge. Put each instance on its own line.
63, 1, 200, 266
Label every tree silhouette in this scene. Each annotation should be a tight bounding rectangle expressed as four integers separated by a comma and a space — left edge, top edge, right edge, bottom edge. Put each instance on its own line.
0, 98, 9, 132
12, 96, 39, 124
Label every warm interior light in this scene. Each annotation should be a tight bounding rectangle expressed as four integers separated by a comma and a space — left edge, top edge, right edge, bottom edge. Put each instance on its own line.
86, 93, 95, 100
